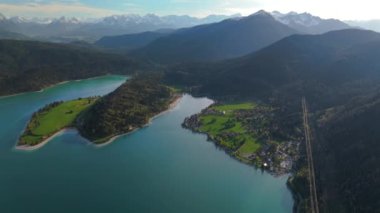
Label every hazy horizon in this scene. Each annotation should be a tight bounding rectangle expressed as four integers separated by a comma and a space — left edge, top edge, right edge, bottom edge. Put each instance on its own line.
0, 0, 379, 21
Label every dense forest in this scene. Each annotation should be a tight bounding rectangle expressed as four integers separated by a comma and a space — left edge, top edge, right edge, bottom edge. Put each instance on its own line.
312, 93, 380, 212
164, 29, 380, 107
0, 40, 147, 96
76, 74, 178, 143
162, 29, 380, 212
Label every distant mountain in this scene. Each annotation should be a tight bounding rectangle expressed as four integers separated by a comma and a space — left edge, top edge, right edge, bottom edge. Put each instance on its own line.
346, 20, 380, 32
95, 30, 173, 51
0, 29, 27, 40
134, 10, 297, 63
0, 13, 240, 42
272, 11, 352, 34
0, 40, 145, 96
165, 29, 380, 104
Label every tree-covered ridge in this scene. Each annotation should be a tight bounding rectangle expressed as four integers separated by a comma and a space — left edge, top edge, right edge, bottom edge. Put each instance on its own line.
0, 39, 146, 96
164, 29, 380, 108
76, 75, 179, 144
19, 97, 98, 146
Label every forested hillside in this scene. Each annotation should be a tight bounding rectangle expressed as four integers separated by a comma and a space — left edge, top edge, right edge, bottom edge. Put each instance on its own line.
0, 40, 145, 96
314, 93, 380, 212
163, 29, 380, 212
95, 31, 171, 51
76, 75, 177, 143
165, 29, 380, 108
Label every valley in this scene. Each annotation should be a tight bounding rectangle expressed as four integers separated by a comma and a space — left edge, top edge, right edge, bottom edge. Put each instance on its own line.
0, 6, 379, 213
0, 76, 293, 213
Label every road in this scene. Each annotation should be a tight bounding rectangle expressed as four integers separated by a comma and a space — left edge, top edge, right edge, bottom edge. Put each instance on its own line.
302, 97, 319, 213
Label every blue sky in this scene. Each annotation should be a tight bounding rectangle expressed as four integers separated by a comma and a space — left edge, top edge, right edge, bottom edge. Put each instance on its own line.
0, 0, 378, 20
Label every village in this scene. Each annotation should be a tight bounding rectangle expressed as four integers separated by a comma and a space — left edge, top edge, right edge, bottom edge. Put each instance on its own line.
183, 102, 301, 176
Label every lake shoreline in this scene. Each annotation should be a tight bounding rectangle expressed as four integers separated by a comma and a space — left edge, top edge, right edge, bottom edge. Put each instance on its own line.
15, 94, 183, 150
94, 94, 183, 148
15, 128, 74, 151
1, 89, 294, 212
0, 74, 126, 100
182, 104, 298, 177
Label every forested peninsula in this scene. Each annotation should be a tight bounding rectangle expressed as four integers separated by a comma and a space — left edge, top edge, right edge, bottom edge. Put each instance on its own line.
76, 75, 180, 144
17, 75, 180, 149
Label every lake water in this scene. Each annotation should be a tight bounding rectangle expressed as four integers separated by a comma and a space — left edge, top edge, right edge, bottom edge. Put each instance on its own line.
0, 75, 293, 213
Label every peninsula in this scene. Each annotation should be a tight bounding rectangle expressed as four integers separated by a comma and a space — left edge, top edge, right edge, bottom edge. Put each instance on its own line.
183, 102, 301, 175
18, 97, 98, 148
17, 75, 180, 149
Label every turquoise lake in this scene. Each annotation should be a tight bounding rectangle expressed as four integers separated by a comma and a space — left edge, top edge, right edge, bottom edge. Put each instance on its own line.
0, 75, 293, 213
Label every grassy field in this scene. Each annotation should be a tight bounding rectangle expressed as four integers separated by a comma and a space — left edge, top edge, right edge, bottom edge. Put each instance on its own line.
19, 98, 97, 146
197, 102, 261, 155
199, 115, 244, 135
212, 103, 256, 112
238, 137, 261, 155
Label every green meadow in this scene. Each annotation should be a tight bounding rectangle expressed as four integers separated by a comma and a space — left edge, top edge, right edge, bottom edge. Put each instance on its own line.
197, 102, 261, 155
19, 98, 97, 146
211, 102, 256, 112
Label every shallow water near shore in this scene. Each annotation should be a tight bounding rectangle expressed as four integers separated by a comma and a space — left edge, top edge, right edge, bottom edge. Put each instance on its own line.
0, 75, 293, 213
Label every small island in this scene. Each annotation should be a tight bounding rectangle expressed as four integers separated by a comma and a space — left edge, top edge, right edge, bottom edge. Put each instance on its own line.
183, 102, 301, 175
17, 75, 180, 149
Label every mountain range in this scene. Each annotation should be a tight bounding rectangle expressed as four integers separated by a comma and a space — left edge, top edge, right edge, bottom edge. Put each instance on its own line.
98, 10, 353, 62
132, 11, 297, 62
272, 11, 351, 34
165, 29, 380, 104
0, 13, 240, 42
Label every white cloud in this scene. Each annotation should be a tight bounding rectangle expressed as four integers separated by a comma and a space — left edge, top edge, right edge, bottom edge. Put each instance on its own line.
0, 2, 122, 18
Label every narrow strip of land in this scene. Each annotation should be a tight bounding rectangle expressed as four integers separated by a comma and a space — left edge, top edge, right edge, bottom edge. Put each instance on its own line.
302, 97, 319, 213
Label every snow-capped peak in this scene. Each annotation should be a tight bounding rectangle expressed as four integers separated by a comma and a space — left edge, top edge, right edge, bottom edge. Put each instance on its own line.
51, 16, 81, 24
251, 10, 272, 17
271, 11, 322, 27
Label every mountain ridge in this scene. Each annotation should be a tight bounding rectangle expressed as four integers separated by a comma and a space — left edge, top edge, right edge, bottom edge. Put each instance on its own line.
132, 11, 297, 63
0, 13, 240, 42
272, 11, 352, 34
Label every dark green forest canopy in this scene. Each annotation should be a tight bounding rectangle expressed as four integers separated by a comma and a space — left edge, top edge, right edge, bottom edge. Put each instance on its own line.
76, 74, 178, 144
0, 39, 149, 96
312, 93, 380, 212
164, 29, 380, 109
